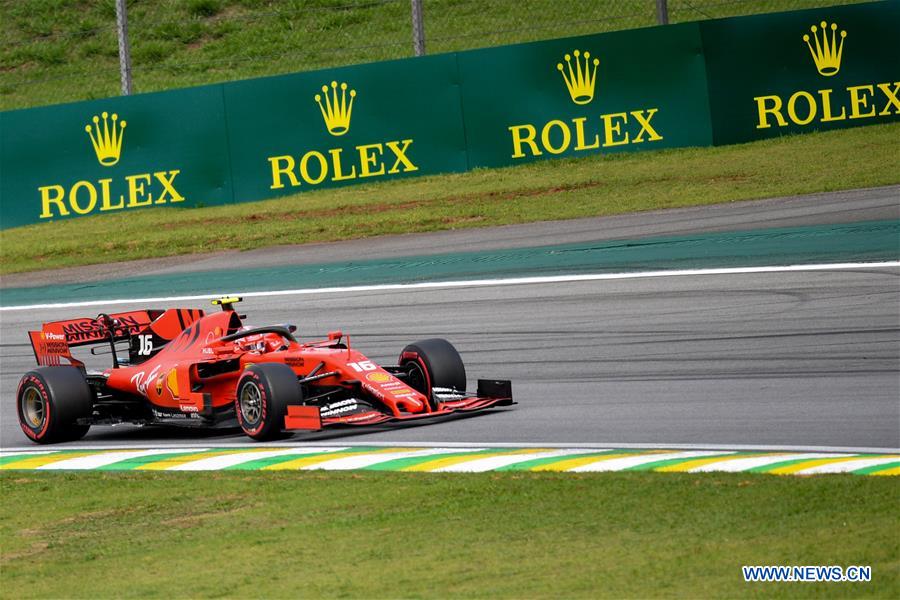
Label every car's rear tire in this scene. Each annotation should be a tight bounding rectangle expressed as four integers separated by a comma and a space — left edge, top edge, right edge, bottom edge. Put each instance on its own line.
17, 367, 92, 444
399, 338, 467, 408
235, 364, 300, 441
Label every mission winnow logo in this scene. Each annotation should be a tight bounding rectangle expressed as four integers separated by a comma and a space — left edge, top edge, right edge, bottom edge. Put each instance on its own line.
507, 49, 663, 159
267, 81, 418, 190
754, 21, 899, 129
37, 111, 185, 220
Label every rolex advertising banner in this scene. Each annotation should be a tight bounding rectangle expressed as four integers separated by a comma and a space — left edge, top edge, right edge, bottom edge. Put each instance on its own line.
223, 53, 467, 201
1, 1, 897, 231
458, 22, 713, 168
0, 86, 232, 229
702, 1, 900, 145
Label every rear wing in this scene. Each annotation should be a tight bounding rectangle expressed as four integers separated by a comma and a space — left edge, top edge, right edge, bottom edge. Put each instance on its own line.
28, 308, 205, 367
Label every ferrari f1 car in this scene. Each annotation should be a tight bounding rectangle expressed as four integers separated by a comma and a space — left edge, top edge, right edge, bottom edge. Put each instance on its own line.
17, 297, 513, 444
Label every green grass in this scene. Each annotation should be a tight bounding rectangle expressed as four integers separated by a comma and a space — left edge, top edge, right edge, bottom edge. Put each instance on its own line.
0, 471, 896, 598
2, 121, 898, 275
0, 0, 861, 111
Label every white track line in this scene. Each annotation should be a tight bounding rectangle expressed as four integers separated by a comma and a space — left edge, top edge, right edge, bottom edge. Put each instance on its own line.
169, 447, 346, 471
0, 450, 58, 457
571, 451, 734, 472
2, 261, 897, 311
5, 441, 897, 454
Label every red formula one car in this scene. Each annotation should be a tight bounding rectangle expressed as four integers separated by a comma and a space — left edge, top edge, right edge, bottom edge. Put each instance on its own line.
17, 297, 513, 444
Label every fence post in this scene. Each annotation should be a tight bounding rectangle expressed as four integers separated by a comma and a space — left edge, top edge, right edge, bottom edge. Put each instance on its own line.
411, 0, 426, 56
116, 0, 133, 95
656, 0, 669, 25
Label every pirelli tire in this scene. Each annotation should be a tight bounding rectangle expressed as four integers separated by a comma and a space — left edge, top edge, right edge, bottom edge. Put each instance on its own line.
399, 338, 467, 408
17, 366, 92, 444
235, 363, 300, 441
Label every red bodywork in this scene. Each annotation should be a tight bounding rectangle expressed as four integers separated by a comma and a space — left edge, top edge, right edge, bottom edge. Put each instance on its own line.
27, 305, 512, 432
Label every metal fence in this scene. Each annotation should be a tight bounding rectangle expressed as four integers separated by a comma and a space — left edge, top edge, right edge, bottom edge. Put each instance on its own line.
0, 0, 867, 110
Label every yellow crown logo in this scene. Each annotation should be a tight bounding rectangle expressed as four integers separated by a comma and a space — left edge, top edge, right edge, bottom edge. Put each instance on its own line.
85, 111, 126, 166
803, 21, 846, 77
315, 81, 356, 136
557, 50, 600, 105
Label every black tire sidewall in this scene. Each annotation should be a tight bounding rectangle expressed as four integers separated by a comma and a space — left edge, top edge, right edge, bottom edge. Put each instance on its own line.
17, 375, 53, 442
400, 339, 467, 405
235, 371, 269, 438
235, 364, 299, 441
17, 367, 92, 444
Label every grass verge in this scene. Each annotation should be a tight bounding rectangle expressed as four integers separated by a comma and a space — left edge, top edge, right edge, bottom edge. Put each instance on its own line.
3, 122, 899, 275
1, 471, 897, 598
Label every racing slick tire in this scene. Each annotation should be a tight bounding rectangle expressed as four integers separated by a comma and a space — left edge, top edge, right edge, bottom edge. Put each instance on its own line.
235, 363, 300, 441
400, 338, 467, 408
17, 367, 92, 444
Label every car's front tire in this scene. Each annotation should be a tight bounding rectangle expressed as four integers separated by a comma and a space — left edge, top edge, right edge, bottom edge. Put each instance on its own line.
235, 364, 300, 441
17, 367, 92, 444
400, 338, 467, 409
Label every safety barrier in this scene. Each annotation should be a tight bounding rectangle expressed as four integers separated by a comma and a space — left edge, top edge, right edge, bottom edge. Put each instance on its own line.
0, 1, 896, 229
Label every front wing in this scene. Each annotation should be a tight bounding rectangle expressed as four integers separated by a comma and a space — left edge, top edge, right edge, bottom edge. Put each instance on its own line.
284, 382, 514, 431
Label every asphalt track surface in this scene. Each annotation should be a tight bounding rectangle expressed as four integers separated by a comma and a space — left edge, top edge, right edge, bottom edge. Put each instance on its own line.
1, 187, 898, 451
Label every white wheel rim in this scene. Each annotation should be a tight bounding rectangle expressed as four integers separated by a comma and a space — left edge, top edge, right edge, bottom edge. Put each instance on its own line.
22, 386, 45, 428
239, 382, 262, 425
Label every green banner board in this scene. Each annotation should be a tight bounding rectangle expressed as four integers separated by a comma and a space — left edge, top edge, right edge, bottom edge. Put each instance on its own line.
0, 86, 232, 229
702, 1, 900, 145
458, 23, 712, 168
224, 54, 467, 201
0, 1, 896, 230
